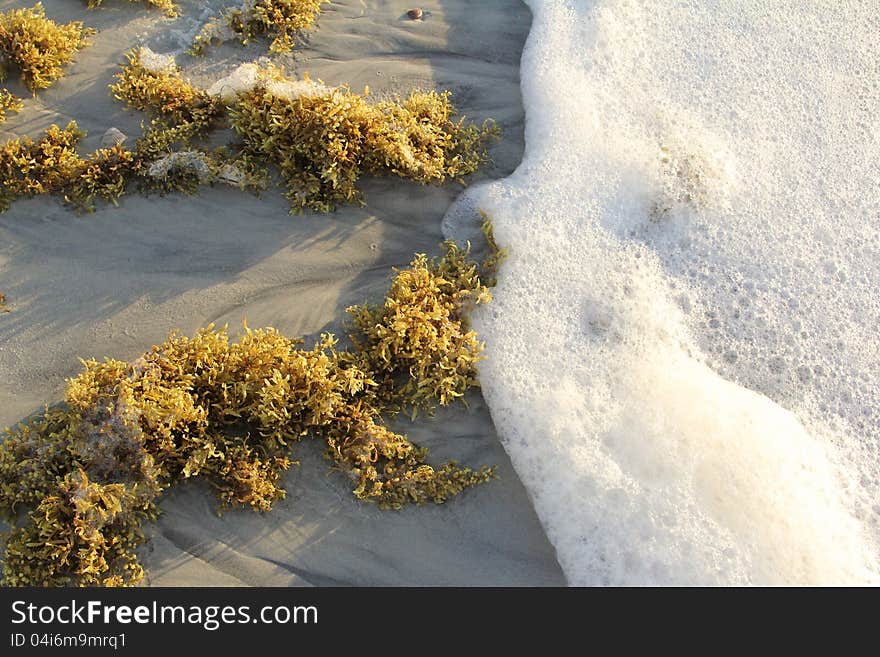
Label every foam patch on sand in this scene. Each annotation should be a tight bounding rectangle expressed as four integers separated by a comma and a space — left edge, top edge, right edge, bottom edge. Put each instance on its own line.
207, 62, 262, 101
207, 62, 330, 103
444, 0, 880, 584
136, 46, 176, 74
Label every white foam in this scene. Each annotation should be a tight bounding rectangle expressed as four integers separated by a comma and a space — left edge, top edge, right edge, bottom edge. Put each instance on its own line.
207, 63, 330, 102
136, 47, 176, 74
445, 0, 880, 584
263, 78, 330, 102
207, 63, 262, 101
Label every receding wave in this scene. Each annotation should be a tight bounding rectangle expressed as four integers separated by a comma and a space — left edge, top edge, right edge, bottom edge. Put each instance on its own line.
444, 0, 880, 585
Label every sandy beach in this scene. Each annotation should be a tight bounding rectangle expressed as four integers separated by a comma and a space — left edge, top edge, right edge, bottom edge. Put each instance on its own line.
6, 0, 876, 588
0, 0, 566, 586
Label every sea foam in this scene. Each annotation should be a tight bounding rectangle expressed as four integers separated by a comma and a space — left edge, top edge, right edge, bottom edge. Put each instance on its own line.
444, 0, 880, 584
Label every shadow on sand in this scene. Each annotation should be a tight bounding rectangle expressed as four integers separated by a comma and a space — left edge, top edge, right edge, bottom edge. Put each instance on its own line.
0, 0, 564, 586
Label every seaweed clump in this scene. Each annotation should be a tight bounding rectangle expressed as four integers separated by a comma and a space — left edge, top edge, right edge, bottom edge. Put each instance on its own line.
230, 67, 499, 212
0, 121, 139, 213
348, 218, 505, 418
106, 57, 496, 213
0, 119, 263, 212
0, 56, 270, 216
0, 53, 495, 214
191, 0, 325, 56
347, 238, 495, 416
0, 227, 505, 586
0, 89, 22, 123
108, 48, 264, 197
0, 3, 94, 92
110, 49, 224, 135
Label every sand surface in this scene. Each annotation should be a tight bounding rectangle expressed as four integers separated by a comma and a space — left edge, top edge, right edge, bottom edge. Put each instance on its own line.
0, 0, 565, 585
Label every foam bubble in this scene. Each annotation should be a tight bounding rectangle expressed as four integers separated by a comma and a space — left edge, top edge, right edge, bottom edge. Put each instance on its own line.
446, 0, 880, 584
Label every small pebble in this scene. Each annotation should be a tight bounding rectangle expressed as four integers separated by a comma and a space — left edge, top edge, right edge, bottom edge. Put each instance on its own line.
407, 8, 423, 20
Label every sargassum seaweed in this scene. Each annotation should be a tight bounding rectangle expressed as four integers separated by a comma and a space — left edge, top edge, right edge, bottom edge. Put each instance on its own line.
0, 225, 506, 586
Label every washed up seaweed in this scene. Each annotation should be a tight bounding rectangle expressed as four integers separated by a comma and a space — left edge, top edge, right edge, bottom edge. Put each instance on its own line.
0, 225, 504, 586
347, 237, 495, 417
0, 88, 22, 123
0, 54, 495, 214
230, 69, 499, 212
0, 3, 94, 92
0, 117, 264, 212
114, 55, 498, 212
110, 49, 224, 134
0, 121, 131, 213
191, 0, 325, 56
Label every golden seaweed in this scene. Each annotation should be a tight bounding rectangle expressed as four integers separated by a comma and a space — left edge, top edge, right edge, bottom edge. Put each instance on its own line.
0, 118, 264, 212
0, 88, 22, 123
346, 238, 497, 416
111, 49, 224, 133
230, 69, 499, 212
0, 121, 136, 212
115, 60, 497, 213
1, 57, 494, 214
0, 232, 504, 586
0, 3, 94, 92
2, 470, 157, 586
191, 0, 325, 56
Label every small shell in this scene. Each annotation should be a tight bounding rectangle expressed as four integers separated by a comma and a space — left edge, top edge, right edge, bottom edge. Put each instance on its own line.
100, 127, 128, 148
407, 8, 423, 20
